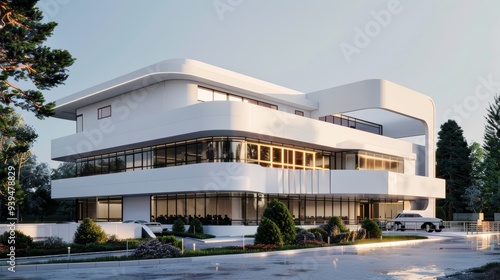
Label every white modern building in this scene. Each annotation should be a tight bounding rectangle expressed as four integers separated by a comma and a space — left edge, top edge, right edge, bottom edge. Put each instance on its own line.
51, 59, 445, 232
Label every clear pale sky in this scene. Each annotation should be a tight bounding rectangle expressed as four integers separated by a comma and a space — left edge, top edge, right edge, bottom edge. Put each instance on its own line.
22, 0, 500, 167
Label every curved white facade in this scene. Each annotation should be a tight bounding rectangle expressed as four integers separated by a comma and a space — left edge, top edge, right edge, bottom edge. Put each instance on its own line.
51, 59, 445, 226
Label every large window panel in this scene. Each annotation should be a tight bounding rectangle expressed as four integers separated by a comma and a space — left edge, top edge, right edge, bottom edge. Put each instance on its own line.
186, 142, 198, 164
198, 87, 213, 102
213, 91, 227, 101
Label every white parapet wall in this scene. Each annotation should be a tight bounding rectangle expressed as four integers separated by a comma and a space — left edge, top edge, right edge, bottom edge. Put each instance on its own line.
203, 225, 258, 237
0, 222, 142, 243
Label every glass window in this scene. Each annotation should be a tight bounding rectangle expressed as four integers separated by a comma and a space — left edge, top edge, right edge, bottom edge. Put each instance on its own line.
166, 146, 176, 166
101, 158, 109, 174
260, 145, 270, 162
243, 98, 258, 105
272, 147, 282, 163
295, 151, 303, 166
198, 87, 213, 102
213, 91, 227, 101
247, 143, 258, 161
126, 152, 134, 170
295, 110, 304, 116
134, 151, 142, 170
98, 105, 111, 119
175, 145, 186, 165
186, 142, 198, 163
305, 152, 314, 168
228, 94, 242, 102
76, 114, 83, 132
155, 147, 166, 168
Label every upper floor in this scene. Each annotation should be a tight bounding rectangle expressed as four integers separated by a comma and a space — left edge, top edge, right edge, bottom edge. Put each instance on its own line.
51, 59, 436, 177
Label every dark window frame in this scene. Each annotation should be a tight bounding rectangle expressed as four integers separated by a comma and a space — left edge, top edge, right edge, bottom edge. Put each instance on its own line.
98, 105, 112, 119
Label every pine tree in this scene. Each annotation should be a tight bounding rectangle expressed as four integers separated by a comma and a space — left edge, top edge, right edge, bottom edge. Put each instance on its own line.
482, 95, 500, 214
0, 0, 75, 118
436, 120, 472, 217
0, 0, 74, 220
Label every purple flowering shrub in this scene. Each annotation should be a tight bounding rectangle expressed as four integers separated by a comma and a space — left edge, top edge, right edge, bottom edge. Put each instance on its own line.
133, 239, 182, 259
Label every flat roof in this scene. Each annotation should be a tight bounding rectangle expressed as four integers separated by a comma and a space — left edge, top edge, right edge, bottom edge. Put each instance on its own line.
53, 58, 315, 120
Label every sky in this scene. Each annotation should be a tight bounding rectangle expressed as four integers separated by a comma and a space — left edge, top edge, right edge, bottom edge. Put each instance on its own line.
19, 0, 500, 167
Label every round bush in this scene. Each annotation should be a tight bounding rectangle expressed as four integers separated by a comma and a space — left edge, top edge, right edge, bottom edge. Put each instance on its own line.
262, 199, 296, 245
0, 230, 33, 249
133, 239, 182, 259
172, 218, 186, 233
361, 218, 382, 239
327, 216, 348, 233
254, 217, 283, 245
73, 218, 107, 244
188, 218, 203, 234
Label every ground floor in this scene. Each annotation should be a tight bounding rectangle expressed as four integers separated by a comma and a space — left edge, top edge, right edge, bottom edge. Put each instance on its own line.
76, 192, 408, 225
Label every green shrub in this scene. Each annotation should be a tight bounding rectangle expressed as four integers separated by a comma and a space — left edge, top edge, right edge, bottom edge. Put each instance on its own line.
157, 235, 181, 249
43, 236, 65, 248
327, 216, 348, 233
172, 218, 186, 233
361, 218, 382, 239
0, 230, 33, 249
262, 199, 296, 245
73, 217, 107, 244
356, 228, 366, 240
133, 239, 182, 259
188, 218, 203, 234
254, 217, 283, 245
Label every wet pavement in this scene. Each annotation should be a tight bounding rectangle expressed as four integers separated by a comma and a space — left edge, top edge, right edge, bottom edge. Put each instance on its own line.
0, 232, 499, 279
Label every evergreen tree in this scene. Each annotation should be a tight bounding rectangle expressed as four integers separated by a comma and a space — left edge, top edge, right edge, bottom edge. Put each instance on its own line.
0, 0, 74, 202
254, 217, 283, 245
73, 217, 107, 244
436, 120, 472, 217
0, 0, 75, 118
261, 199, 296, 245
462, 142, 484, 213
0, 109, 34, 221
482, 95, 500, 214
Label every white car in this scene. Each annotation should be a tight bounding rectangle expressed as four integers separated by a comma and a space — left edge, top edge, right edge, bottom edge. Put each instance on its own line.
123, 220, 164, 234
386, 213, 444, 232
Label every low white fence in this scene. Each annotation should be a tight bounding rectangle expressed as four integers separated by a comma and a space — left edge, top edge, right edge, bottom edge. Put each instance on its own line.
0, 222, 142, 243
442, 221, 500, 234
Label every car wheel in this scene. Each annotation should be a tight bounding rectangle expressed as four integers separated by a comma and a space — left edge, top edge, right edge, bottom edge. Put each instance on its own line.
425, 223, 434, 233
395, 222, 403, 231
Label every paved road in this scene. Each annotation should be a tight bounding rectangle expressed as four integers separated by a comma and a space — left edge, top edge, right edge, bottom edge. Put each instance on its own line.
1, 232, 499, 279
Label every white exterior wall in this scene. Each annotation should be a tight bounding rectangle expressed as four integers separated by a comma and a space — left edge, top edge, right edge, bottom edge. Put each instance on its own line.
75, 80, 198, 135
52, 101, 417, 161
52, 163, 444, 200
